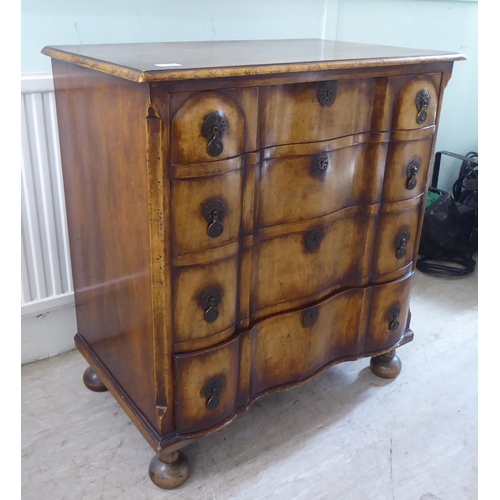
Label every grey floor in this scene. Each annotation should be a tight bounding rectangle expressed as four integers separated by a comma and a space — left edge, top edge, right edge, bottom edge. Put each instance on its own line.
21, 268, 478, 500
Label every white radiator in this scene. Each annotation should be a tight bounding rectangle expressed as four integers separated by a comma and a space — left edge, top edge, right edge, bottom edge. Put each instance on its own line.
21, 74, 76, 363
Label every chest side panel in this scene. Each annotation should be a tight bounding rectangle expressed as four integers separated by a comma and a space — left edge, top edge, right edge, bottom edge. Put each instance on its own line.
52, 61, 158, 429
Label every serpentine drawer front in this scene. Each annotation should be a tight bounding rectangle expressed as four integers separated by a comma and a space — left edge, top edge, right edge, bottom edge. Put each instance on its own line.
43, 39, 464, 490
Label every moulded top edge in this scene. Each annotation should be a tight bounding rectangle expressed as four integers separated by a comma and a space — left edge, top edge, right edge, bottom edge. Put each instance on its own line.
41, 39, 466, 83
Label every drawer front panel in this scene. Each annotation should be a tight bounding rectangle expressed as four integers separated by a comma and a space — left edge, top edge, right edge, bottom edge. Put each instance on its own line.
254, 211, 374, 313
258, 142, 385, 228
392, 74, 440, 131
259, 78, 377, 148
382, 132, 434, 203
170, 92, 245, 164
250, 288, 365, 396
171, 169, 242, 256
173, 254, 238, 346
372, 198, 423, 278
174, 336, 240, 434
365, 273, 412, 352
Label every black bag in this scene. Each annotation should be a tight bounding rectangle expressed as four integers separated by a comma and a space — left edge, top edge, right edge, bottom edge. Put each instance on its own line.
417, 151, 477, 277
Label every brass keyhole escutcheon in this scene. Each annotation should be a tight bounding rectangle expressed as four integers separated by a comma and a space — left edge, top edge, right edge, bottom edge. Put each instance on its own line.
317, 81, 337, 107
311, 153, 329, 177
304, 228, 324, 252
302, 307, 320, 327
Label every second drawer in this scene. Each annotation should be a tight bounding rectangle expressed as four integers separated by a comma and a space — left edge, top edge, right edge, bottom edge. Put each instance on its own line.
171, 167, 242, 256
382, 130, 434, 203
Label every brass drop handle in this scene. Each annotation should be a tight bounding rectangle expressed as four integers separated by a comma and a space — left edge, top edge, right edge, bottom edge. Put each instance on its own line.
208, 211, 223, 238
201, 288, 222, 323
395, 230, 410, 259
388, 305, 401, 331
203, 199, 226, 238
204, 379, 223, 410
415, 89, 431, 125
202, 112, 228, 157
406, 158, 421, 191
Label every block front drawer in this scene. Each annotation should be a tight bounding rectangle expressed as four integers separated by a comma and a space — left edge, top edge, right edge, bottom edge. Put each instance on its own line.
258, 78, 378, 148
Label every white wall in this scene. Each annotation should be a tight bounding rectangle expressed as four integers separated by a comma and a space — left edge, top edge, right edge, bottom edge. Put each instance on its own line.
21, 0, 477, 363
22, 0, 332, 74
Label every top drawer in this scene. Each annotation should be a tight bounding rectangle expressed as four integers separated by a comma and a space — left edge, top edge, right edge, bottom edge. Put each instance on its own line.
391, 74, 440, 131
171, 92, 244, 164
257, 73, 441, 149
258, 79, 377, 148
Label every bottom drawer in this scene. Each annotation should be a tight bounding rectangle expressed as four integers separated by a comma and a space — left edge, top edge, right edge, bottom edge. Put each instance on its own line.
364, 273, 412, 352
174, 336, 240, 434
250, 288, 366, 396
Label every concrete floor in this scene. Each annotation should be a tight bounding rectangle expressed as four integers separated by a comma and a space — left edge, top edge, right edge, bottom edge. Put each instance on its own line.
21, 269, 478, 500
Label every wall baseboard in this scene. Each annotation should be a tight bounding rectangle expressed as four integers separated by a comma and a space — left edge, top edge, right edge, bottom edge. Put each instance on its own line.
21, 291, 75, 317
21, 302, 77, 365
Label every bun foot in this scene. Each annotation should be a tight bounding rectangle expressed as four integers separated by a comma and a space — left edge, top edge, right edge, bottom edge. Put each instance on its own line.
370, 349, 402, 379
149, 451, 190, 490
83, 366, 108, 392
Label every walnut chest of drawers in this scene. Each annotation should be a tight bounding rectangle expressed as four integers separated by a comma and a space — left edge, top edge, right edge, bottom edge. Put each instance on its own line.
43, 39, 464, 489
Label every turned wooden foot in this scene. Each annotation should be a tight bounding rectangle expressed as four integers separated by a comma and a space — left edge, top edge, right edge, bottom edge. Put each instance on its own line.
370, 349, 402, 379
83, 366, 108, 392
149, 451, 190, 489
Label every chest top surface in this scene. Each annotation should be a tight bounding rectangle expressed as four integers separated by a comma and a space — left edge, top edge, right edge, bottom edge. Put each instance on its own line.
41, 39, 464, 82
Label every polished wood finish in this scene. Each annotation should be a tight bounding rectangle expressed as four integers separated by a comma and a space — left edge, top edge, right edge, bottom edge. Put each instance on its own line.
258, 140, 386, 227
82, 366, 107, 392
259, 78, 376, 147
170, 92, 245, 164
45, 40, 463, 490
370, 349, 402, 379
42, 39, 465, 82
51, 60, 159, 429
372, 196, 424, 278
174, 336, 240, 433
149, 451, 190, 489
172, 253, 238, 348
392, 74, 440, 130
171, 169, 243, 255
253, 208, 376, 315
382, 129, 434, 203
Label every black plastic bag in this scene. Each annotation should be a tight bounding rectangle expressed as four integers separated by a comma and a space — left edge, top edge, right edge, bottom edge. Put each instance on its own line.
417, 188, 477, 276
